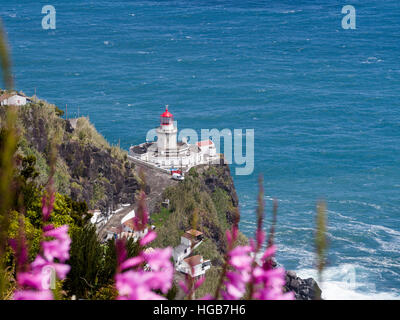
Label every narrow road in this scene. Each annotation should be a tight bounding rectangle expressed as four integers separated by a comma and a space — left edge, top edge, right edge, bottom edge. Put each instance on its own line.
98, 160, 178, 240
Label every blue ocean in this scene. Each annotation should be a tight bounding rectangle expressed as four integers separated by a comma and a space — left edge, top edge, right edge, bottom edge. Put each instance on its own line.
1, 0, 399, 299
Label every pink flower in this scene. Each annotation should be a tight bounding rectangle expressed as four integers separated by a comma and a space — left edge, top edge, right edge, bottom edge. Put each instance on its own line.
219, 245, 253, 300
256, 230, 266, 248
142, 247, 172, 271
179, 280, 189, 294
31, 255, 71, 279
194, 276, 205, 290
13, 290, 54, 300
251, 245, 294, 300
8, 237, 28, 270
226, 226, 238, 246
219, 224, 294, 301
131, 191, 149, 231
13, 225, 71, 300
198, 294, 214, 300
140, 230, 156, 246
120, 256, 144, 271
228, 246, 252, 271
115, 233, 174, 300
41, 225, 71, 264
116, 269, 172, 300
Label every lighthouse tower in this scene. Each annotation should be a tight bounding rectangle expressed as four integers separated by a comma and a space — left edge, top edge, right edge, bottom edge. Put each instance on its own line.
156, 105, 177, 155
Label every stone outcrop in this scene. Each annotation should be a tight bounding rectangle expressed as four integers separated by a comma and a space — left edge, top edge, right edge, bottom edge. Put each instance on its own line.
284, 270, 322, 300
59, 141, 139, 211
13, 101, 140, 212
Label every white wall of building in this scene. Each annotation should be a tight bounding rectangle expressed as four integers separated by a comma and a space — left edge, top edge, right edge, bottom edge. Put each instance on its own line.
181, 236, 192, 247
9, 95, 27, 106
178, 259, 211, 277
157, 123, 177, 154
1, 95, 27, 106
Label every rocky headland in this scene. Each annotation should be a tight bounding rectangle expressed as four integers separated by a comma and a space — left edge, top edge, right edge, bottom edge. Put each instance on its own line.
0, 92, 321, 300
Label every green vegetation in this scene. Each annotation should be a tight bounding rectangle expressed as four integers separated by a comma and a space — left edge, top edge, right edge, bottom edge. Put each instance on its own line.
0, 122, 95, 298
90, 181, 106, 209
64, 225, 139, 299
72, 117, 109, 150
151, 207, 172, 229
212, 187, 233, 231
195, 267, 222, 299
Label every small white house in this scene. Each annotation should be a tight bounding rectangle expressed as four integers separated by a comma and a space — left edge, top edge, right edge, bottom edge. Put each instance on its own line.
196, 140, 217, 158
177, 255, 211, 278
172, 229, 204, 264
121, 209, 136, 229
180, 229, 204, 246
173, 244, 191, 264
0, 93, 29, 106
118, 209, 155, 242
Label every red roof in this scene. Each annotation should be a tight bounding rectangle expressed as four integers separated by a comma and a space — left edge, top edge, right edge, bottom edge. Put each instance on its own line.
161, 106, 173, 118
183, 255, 203, 266
196, 140, 213, 147
185, 229, 203, 237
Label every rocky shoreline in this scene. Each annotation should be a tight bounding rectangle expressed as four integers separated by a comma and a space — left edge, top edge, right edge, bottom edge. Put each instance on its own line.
285, 270, 322, 300
267, 258, 322, 300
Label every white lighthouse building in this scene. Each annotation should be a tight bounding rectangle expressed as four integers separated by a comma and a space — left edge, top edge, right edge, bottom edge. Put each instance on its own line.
129, 106, 219, 172
156, 106, 177, 155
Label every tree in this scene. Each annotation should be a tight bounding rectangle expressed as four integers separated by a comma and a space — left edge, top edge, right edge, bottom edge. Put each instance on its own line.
63, 224, 102, 299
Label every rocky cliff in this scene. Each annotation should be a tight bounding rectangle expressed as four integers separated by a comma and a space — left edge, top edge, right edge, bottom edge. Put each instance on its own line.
284, 270, 322, 300
1, 99, 140, 213
1, 95, 321, 299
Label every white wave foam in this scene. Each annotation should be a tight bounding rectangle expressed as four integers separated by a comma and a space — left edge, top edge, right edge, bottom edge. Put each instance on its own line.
296, 265, 400, 300
338, 199, 382, 210
281, 10, 302, 14
361, 57, 383, 64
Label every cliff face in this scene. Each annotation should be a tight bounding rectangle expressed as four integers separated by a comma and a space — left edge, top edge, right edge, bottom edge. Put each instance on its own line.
2, 100, 140, 212
58, 141, 139, 210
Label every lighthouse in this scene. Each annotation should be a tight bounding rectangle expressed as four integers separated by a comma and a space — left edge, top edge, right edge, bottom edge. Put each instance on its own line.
129, 105, 219, 171
156, 105, 177, 155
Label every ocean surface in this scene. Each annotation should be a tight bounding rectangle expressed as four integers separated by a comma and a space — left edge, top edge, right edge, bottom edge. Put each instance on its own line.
1, 0, 400, 299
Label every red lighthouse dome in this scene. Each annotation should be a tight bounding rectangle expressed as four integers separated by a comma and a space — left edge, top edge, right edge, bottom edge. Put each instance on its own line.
160, 105, 173, 125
